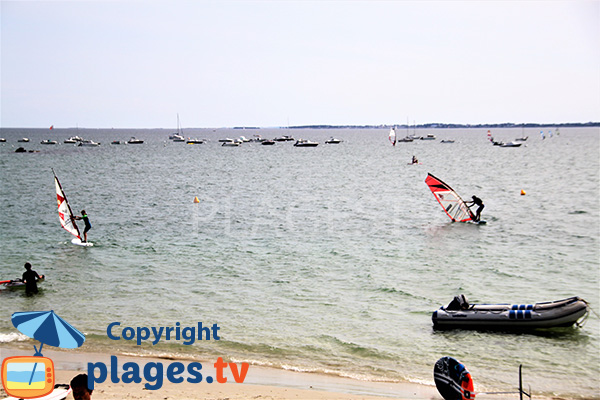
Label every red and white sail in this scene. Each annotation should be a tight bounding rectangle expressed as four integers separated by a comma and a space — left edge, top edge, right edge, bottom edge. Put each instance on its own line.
53, 170, 81, 239
425, 173, 474, 222
388, 127, 396, 146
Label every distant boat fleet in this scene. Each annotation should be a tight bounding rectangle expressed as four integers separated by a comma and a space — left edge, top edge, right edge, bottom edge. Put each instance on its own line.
2, 126, 563, 150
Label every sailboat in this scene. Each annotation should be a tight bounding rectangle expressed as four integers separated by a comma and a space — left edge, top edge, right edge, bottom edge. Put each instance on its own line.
169, 114, 185, 142
52, 169, 93, 246
425, 173, 484, 224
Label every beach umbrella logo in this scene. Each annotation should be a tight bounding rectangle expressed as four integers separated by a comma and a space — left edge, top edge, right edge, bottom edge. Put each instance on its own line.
1, 310, 85, 398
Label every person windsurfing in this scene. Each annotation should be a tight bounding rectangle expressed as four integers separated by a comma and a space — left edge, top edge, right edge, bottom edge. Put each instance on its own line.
73, 210, 92, 242
465, 195, 484, 222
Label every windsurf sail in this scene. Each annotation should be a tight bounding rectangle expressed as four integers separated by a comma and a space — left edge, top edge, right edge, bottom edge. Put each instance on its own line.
52, 169, 82, 240
389, 127, 396, 146
425, 173, 475, 222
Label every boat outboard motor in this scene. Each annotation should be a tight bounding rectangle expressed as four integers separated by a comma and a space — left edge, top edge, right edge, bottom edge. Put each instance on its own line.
446, 294, 469, 310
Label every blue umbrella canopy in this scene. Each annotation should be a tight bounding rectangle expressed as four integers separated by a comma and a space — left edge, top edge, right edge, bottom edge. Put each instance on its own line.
12, 310, 85, 350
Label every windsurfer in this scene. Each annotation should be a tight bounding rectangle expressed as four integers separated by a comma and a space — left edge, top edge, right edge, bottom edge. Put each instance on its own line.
22, 262, 43, 295
465, 195, 484, 222
73, 210, 92, 242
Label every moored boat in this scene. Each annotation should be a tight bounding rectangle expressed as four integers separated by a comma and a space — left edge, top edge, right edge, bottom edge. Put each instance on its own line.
64, 136, 84, 143
127, 137, 144, 144
41, 139, 57, 145
294, 139, 319, 147
500, 141, 522, 147
186, 138, 205, 144
432, 295, 589, 330
78, 139, 100, 147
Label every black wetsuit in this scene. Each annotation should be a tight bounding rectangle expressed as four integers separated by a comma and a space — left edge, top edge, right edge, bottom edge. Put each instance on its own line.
22, 269, 41, 295
471, 196, 484, 221
82, 213, 91, 234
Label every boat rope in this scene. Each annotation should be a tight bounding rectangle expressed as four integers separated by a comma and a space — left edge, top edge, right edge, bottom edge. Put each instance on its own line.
576, 299, 597, 328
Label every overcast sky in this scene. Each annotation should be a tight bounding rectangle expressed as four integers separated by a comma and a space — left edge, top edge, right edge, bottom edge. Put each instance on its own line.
1, 0, 598, 128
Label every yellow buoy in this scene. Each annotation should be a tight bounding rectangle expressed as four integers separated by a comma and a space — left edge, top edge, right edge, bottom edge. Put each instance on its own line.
193, 196, 200, 203
520, 189, 526, 196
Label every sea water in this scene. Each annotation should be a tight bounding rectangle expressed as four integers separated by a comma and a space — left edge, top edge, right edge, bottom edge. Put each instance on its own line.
0, 127, 598, 398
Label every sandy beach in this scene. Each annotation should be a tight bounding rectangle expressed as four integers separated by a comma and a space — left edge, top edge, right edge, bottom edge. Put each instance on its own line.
1, 346, 441, 400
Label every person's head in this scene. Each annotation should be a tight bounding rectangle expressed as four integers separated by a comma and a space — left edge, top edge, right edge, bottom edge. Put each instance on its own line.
472, 195, 476, 200
70, 373, 93, 400
24, 262, 31, 270
81, 210, 86, 215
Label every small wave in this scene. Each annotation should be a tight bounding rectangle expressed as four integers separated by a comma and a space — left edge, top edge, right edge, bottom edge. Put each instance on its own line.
0, 332, 29, 343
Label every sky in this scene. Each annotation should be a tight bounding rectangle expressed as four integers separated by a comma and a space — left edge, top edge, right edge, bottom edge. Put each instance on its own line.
1, 0, 599, 128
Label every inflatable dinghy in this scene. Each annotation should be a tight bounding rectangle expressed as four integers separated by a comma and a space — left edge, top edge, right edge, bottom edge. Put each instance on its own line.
432, 295, 588, 330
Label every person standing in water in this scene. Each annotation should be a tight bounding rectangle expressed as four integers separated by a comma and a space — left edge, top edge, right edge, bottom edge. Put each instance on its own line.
22, 262, 43, 295
73, 210, 92, 242
465, 195, 484, 222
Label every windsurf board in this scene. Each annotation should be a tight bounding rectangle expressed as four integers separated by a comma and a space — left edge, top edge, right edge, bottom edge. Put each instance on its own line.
71, 238, 93, 247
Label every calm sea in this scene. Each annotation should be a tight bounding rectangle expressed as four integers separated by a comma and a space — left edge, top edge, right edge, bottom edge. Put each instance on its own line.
0, 127, 598, 398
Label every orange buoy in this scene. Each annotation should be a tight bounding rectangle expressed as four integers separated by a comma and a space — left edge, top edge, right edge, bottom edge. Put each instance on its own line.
521, 189, 526, 196
193, 196, 200, 203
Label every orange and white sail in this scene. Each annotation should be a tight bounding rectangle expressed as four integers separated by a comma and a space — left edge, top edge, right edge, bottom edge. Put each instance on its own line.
425, 173, 474, 223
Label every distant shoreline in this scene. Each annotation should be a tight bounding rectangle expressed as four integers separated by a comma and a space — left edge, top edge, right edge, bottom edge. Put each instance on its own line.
1, 122, 598, 130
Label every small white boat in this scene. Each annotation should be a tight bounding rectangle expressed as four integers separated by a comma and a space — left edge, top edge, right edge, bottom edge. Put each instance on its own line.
274, 135, 294, 142
0, 138, 6, 142
420, 134, 436, 140
170, 114, 186, 141
515, 136, 528, 142
325, 137, 342, 144
500, 141, 522, 147
18, 138, 30, 142
64, 135, 84, 143
127, 137, 144, 144
41, 139, 57, 145
186, 138, 205, 144
78, 139, 100, 147
294, 139, 319, 147
397, 137, 413, 143
432, 295, 589, 330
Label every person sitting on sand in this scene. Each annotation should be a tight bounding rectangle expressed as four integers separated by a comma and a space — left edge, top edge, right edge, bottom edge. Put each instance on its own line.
22, 262, 42, 295
70, 373, 93, 400
73, 210, 92, 242
411, 155, 419, 164
465, 195, 484, 222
